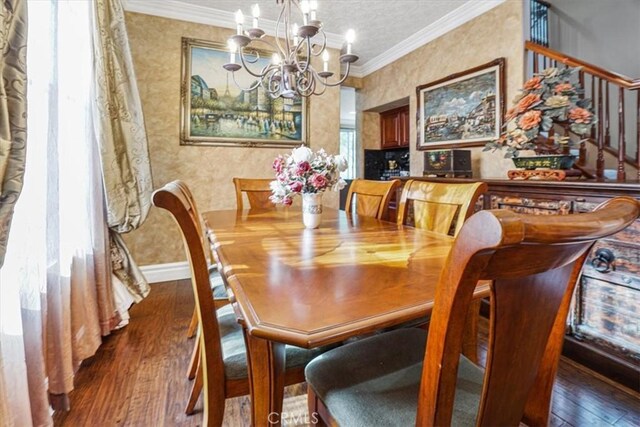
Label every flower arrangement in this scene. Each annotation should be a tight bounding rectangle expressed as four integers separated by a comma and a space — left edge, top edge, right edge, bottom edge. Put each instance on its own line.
270, 146, 348, 206
484, 66, 597, 158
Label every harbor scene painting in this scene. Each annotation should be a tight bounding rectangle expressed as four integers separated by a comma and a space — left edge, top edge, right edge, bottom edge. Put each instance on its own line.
181, 38, 306, 147
417, 59, 504, 149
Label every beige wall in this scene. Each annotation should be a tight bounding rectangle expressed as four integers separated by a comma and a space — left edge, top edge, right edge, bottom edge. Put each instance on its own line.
359, 0, 525, 178
123, 12, 341, 266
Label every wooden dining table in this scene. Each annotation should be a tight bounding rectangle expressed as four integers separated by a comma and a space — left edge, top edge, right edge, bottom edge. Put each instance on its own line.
203, 207, 490, 426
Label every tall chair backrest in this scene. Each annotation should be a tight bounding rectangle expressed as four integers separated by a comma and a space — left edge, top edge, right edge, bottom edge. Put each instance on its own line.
417, 197, 639, 426
175, 181, 215, 264
233, 178, 274, 211
152, 181, 226, 422
397, 180, 487, 236
345, 179, 401, 220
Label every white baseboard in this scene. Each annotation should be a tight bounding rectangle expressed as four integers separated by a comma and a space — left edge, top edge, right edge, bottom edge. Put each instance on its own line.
140, 261, 191, 284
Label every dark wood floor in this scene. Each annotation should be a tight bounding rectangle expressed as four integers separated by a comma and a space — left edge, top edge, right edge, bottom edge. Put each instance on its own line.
53, 280, 640, 426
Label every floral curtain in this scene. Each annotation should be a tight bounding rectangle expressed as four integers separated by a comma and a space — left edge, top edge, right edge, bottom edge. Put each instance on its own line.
92, 0, 153, 303
0, 0, 27, 268
0, 1, 28, 422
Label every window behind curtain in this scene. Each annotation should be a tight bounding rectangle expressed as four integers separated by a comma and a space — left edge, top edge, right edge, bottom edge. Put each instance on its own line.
340, 87, 357, 179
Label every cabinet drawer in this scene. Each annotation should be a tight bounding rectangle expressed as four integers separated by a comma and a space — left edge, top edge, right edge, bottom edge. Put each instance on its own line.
583, 240, 640, 291
575, 276, 640, 361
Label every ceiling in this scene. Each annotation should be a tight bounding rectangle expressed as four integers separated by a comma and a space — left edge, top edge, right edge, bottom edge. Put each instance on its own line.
123, 0, 506, 76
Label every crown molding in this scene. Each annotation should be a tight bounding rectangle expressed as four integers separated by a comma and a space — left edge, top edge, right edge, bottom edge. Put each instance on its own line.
121, 0, 345, 50
356, 0, 506, 77
122, 0, 505, 79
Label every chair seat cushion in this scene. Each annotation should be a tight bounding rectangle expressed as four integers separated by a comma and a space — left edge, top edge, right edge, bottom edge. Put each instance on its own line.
217, 304, 331, 380
304, 328, 483, 427
209, 270, 228, 299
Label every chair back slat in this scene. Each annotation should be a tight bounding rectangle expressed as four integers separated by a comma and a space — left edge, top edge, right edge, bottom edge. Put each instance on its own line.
345, 179, 400, 220
397, 180, 487, 236
417, 197, 639, 426
152, 181, 226, 419
233, 178, 275, 211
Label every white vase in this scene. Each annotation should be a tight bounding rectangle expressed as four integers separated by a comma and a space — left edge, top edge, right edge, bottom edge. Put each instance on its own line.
302, 192, 323, 229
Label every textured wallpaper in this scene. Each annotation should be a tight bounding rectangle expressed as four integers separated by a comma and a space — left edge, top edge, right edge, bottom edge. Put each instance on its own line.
123, 12, 341, 266
359, 1, 525, 178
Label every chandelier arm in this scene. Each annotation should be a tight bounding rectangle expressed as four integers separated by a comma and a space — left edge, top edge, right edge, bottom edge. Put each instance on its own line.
274, 3, 286, 56
309, 30, 327, 57
320, 62, 353, 87
262, 67, 282, 96
238, 50, 273, 78
231, 72, 262, 92
292, 38, 312, 74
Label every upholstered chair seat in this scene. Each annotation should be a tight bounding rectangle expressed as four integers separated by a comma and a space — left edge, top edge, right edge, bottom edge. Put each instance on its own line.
305, 328, 483, 427
217, 304, 333, 381
209, 271, 228, 300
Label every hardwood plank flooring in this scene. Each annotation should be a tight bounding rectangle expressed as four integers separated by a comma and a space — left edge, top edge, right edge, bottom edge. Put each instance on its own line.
53, 280, 640, 426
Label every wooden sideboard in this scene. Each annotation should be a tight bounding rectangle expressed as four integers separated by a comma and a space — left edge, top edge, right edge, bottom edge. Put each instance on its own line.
396, 178, 640, 389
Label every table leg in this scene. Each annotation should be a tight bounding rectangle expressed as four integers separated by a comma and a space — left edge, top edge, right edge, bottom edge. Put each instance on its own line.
243, 330, 286, 427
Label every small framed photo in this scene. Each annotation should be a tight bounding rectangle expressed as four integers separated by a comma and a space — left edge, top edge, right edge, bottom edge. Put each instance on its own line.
180, 38, 308, 148
416, 58, 505, 150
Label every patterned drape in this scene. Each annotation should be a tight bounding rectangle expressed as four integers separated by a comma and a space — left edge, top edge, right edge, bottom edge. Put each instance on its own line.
92, 0, 153, 302
0, 0, 27, 268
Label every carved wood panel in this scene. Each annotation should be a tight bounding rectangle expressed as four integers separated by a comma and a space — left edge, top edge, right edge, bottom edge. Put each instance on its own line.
489, 195, 572, 215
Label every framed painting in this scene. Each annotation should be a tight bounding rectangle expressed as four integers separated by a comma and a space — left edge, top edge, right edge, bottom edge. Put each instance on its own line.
416, 58, 505, 150
180, 38, 308, 148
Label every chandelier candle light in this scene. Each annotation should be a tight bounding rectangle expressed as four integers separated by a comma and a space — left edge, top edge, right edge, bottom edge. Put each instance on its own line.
223, 0, 359, 98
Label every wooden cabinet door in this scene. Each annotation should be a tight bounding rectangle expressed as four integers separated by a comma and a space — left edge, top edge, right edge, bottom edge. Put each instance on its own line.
380, 111, 400, 149
399, 108, 410, 147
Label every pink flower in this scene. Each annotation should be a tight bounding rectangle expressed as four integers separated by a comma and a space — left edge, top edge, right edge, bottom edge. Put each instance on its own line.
282, 196, 293, 206
295, 161, 311, 176
310, 173, 328, 189
289, 181, 303, 193
272, 156, 284, 173
277, 172, 287, 182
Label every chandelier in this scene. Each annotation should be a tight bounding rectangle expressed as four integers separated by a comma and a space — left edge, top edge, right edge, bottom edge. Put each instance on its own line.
223, 0, 359, 99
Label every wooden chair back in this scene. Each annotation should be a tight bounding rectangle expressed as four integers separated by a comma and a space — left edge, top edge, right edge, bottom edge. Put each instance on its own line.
345, 179, 401, 220
417, 197, 639, 426
152, 181, 227, 423
233, 178, 274, 211
397, 180, 487, 236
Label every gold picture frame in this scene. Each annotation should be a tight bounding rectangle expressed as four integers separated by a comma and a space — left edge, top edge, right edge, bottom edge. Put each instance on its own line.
180, 37, 308, 148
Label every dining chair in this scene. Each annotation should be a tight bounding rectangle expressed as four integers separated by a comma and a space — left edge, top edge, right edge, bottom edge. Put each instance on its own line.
153, 180, 330, 426
171, 182, 232, 406
344, 178, 401, 221
397, 179, 487, 235
305, 197, 639, 426
233, 177, 275, 210
396, 180, 488, 360
177, 181, 228, 340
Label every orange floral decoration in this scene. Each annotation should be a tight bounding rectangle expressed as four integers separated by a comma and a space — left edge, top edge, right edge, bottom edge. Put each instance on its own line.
518, 110, 542, 130
569, 107, 592, 123
516, 93, 541, 113
554, 83, 573, 94
523, 76, 542, 91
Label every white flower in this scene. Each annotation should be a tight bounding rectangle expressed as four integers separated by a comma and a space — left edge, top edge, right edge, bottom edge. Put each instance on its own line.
334, 154, 348, 172
269, 180, 286, 196
291, 146, 313, 163
332, 178, 347, 192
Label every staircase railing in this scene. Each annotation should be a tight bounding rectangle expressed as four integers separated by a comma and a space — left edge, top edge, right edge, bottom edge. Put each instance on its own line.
529, 0, 550, 47
526, 41, 640, 181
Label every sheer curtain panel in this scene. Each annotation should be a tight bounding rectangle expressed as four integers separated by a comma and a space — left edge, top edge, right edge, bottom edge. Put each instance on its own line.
0, 1, 118, 425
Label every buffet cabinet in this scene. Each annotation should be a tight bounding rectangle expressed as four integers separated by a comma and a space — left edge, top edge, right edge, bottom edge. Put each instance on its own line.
404, 178, 640, 387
